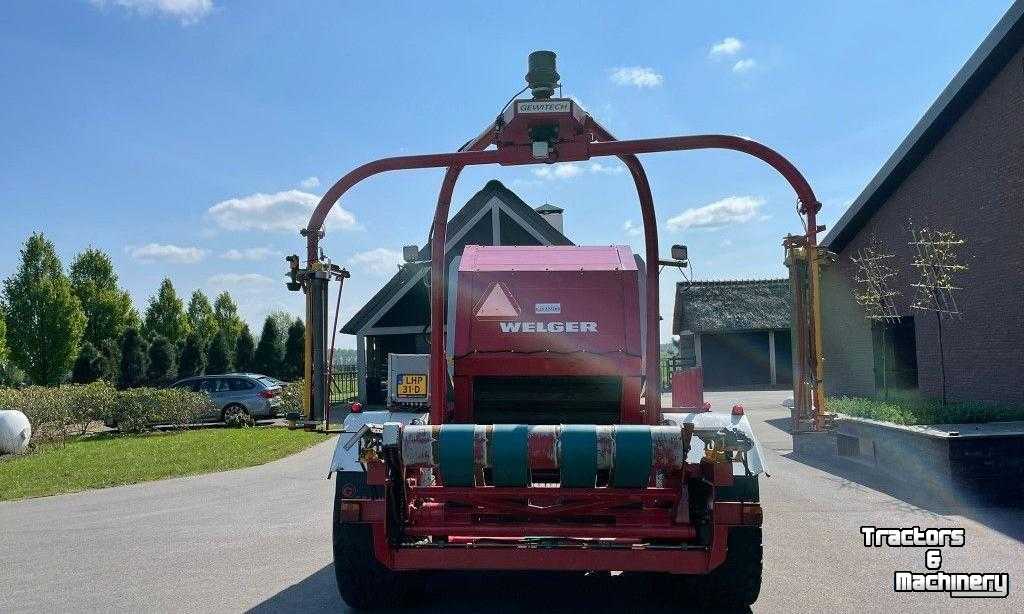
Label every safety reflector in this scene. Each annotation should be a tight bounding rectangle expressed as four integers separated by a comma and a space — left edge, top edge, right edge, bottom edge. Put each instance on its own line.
475, 282, 520, 318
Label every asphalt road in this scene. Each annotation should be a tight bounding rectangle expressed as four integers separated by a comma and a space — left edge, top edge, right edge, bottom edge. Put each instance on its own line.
2, 390, 1021, 613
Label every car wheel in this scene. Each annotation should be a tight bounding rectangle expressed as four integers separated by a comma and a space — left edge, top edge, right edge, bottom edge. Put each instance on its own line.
222, 403, 250, 424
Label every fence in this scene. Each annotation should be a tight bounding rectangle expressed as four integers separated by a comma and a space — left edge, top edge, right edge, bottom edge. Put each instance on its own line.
659, 354, 688, 391
329, 364, 359, 404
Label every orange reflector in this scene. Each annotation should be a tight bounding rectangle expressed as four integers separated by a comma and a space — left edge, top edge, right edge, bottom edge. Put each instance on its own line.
339, 502, 362, 522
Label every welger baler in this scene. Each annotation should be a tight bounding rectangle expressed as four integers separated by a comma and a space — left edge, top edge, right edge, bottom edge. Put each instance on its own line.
296, 50, 829, 610
330, 245, 768, 609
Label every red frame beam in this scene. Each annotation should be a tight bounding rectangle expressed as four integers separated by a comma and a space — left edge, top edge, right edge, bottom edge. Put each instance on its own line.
307, 128, 821, 426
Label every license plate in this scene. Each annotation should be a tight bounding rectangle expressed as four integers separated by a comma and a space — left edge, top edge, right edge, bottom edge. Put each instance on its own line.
397, 374, 427, 398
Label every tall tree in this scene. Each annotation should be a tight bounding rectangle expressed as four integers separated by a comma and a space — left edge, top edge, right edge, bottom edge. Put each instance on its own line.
178, 332, 207, 377
69, 248, 139, 350
207, 330, 232, 375
118, 327, 148, 388
213, 292, 244, 353
234, 324, 256, 373
72, 342, 105, 384
0, 312, 7, 365
2, 233, 87, 384
146, 335, 177, 386
283, 318, 305, 381
186, 290, 218, 347
253, 316, 283, 377
143, 279, 189, 345
98, 337, 121, 383
268, 310, 295, 349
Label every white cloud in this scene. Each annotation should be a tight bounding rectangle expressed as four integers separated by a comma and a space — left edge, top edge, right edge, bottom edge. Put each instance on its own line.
207, 273, 276, 286
610, 67, 664, 88
349, 248, 403, 275
666, 196, 766, 231
732, 58, 757, 73
709, 37, 744, 57
623, 220, 642, 237
589, 161, 625, 175
533, 163, 583, 180
128, 243, 206, 264
206, 189, 358, 233
298, 176, 320, 190
90, 0, 213, 24
532, 161, 624, 181
221, 247, 276, 261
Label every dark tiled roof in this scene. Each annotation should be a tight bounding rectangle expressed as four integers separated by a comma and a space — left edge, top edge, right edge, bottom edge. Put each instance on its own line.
823, 3, 1024, 252
673, 279, 791, 334
535, 203, 564, 213
341, 180, 572, 335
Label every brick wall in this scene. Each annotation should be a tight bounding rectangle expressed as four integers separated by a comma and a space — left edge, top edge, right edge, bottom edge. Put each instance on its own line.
824, 46, 1024, 404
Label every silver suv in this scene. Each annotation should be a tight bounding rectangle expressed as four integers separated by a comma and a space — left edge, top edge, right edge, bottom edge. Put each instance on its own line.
171, 373, 283, 422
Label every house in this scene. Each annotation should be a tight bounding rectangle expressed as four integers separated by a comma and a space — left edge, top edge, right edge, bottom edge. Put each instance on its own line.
341, 180, 573, 404
672, 279, 793, 390
819, 2, 1024, 404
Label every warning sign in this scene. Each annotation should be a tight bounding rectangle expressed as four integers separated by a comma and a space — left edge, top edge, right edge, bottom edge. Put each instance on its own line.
474, 282, 520, 318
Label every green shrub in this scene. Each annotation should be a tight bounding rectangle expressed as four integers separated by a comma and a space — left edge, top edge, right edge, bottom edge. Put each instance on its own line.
829, 395, 1024, 426
0, 383, 216, 447
279, 379, 304, 416
111, 387, 215, 433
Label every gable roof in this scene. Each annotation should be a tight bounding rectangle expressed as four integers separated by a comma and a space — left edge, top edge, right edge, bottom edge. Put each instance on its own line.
823, 2, 1024, 252
341, 180, 572, 335
673, 279, 791, 334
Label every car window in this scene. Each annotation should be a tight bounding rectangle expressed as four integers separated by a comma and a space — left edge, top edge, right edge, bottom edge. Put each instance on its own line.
174, 380, 199, 392
228, 378, 255, 391
199, 378, 229, 393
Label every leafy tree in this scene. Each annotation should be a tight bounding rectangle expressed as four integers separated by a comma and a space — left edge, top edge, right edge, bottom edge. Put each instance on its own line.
143, 279, 189, 345
146, 335, 177, 386
186, 290, 218, 347
268, 310, 295, 348
0, 312, 7, 365
178, 332, 207, 377
283, 318, 305, 380
118, 327, 148, 388
72, 342, 105, 383
213, 291, 244, 353
234, 324, 255, 373
98, 338, 121, 383
253, 316, 283, 377
207, 330, 233, 375
2, 232, 87, 384
69, 248, 139, 350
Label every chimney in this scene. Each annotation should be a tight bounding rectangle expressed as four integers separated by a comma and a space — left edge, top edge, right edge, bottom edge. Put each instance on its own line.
534, 203, 564, 234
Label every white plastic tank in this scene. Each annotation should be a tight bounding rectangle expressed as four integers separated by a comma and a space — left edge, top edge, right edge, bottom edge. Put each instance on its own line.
0, 409, 31, 454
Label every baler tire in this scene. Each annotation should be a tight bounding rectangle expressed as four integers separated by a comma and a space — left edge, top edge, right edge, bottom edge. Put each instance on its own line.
702, 526, 763, 608
332, 488, 409, 610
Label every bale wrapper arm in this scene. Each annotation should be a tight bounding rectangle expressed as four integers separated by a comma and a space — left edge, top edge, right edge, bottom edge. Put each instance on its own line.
300, 51, 829, 609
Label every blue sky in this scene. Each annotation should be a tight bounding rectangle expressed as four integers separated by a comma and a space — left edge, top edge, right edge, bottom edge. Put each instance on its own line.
0, 1, 1012, 347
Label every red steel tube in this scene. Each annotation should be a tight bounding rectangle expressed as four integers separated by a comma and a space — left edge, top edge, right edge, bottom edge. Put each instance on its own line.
403, 524, 696, 540
307, 132, 821, 425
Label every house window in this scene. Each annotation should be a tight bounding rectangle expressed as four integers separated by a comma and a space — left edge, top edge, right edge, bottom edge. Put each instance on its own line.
871, 316, 918, 393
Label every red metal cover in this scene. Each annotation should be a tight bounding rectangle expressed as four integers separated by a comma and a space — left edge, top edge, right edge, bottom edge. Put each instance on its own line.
454, 245, 640, 358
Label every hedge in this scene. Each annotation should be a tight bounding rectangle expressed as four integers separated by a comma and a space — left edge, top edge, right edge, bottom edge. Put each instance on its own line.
0, 381, 216, 449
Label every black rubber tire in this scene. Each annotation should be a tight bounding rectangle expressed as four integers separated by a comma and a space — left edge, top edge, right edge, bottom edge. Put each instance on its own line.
332, 483, 410, 610
701, 526, 763, 609
221, 403, 249, 423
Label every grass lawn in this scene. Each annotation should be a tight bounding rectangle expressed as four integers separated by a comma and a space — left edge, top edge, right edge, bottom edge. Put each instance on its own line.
829, 395, 1024, 426
0, 427, 332, 502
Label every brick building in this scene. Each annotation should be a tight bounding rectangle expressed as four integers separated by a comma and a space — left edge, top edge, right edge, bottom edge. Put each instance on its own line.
820, 3, 1024, 404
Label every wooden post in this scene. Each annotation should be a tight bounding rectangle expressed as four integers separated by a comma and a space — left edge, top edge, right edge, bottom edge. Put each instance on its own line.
768, 330, 777, 387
